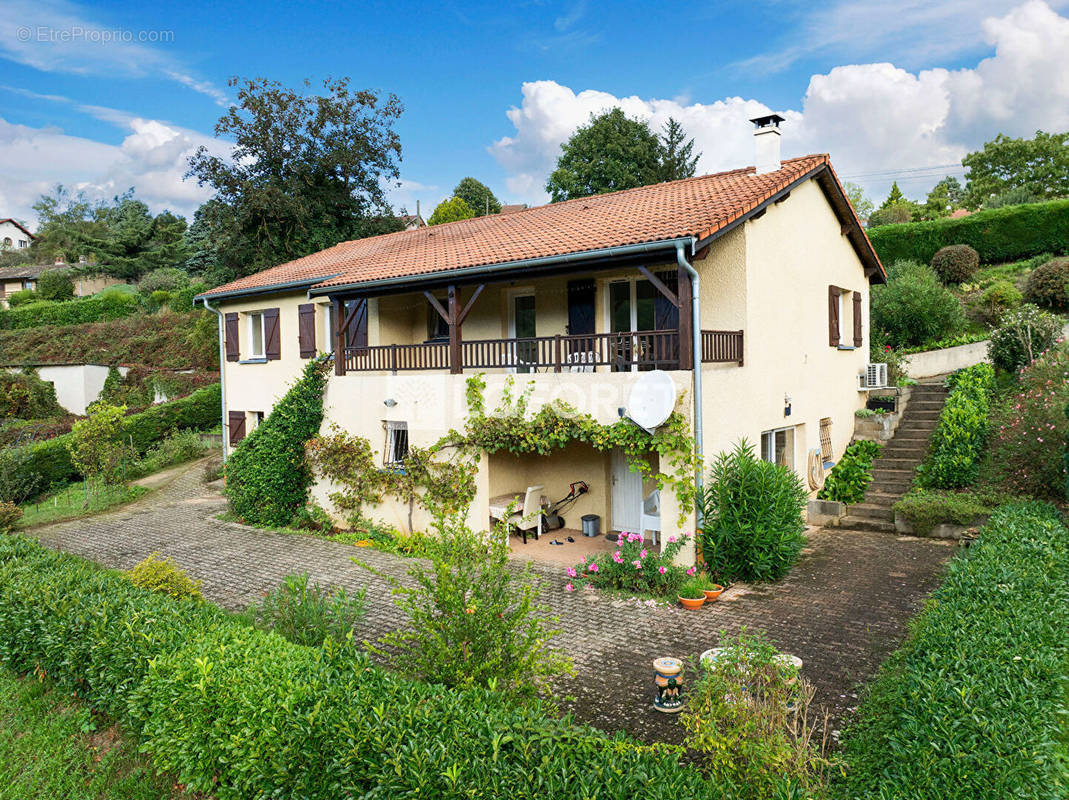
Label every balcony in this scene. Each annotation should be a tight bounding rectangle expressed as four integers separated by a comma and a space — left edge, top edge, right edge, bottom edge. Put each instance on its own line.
342, 329, 743, 374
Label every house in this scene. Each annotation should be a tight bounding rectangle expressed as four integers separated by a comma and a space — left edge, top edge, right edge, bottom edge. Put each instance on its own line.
0, 219, 34, 251
499, 204, 529, 215
197, 117, 885, 561
0, 257, 125, 307
398, 201, 427, 230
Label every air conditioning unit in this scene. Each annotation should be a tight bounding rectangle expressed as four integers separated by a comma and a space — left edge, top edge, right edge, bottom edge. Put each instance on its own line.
858, 363, 888, 390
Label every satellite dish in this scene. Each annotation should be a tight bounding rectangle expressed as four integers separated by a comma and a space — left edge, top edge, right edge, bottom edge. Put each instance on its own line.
626, 370, 677, 433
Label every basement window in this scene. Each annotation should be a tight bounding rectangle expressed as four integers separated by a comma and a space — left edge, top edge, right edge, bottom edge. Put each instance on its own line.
383, 421, 409, 468
760, 426, 795, 470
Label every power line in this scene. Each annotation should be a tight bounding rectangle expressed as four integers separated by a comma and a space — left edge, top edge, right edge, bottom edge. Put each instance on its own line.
839, 163, 966, 180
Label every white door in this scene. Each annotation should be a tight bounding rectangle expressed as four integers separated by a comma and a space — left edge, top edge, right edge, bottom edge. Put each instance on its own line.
611, 448, 643, 532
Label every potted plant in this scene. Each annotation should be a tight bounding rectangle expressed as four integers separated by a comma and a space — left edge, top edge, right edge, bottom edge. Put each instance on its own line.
678, 577, 706, 610
698, 572, 724, 601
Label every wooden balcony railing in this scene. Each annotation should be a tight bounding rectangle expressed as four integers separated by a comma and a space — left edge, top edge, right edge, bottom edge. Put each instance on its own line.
343, 329, 743, 374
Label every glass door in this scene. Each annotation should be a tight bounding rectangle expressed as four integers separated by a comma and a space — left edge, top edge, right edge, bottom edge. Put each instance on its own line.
511, 292, 537, 372
609, 279, 657, 371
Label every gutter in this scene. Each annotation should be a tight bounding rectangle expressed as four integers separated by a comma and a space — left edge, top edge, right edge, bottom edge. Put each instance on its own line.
675, 241, 704, 533
194, 275, 340, 304
200, 297, 229, 463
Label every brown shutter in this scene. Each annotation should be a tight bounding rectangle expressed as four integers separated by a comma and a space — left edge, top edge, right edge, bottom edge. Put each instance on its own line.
224, 313, 240, 362
346, 299, 368, 349
228, 411, 246, 446
852, 292, 863, 348
264, 308, 281, 360
298, 303, 316, 358
828, 286, 840, 347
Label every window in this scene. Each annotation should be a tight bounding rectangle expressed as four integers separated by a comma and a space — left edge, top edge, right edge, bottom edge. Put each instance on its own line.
250, 410, 265, 430
427, 296, 448, 341
383, 421, 409, 467
22, 280, 35, 291
2, 237, 10, 246
247, 311, 265, 358
18, 240, 28, 248
321, 303, 334, 350
761, 426, 795, 470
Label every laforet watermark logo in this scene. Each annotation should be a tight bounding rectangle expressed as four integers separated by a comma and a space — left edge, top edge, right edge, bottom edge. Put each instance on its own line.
16, 26, 175, 44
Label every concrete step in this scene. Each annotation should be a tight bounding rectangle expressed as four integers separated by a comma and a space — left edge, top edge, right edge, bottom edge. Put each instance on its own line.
875, 457, 921, 470
894, 423, 938, 434
869, 479, 913, 492
865, 491, 901, 506
906, 410, 942, 421
908, 400, 946, 410
841, 516, 897, 533
847, 503, 895, 521
880, 447, 928, 460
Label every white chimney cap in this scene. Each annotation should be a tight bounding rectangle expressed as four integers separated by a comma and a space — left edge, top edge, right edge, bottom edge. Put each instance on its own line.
750, 113, 785, 175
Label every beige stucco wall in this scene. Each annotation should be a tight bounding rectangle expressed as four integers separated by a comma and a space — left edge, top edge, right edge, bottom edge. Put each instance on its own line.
74, 274, 124, 297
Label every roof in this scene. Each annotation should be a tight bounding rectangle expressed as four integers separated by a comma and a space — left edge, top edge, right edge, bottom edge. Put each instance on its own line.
0, 219, 35, 240
499, 204, 528, 215
200, 154, 884, 300
0, 264, 51, 280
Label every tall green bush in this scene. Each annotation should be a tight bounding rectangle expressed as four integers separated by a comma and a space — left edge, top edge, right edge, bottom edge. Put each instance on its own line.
871, 261, 967, 348
36, 269, 74, 301
917, 364, 995, 489
835, 503, 1069, 800
818, 440, 882, 504
987, 304, 1062, 373
698, 440, 808, 583
930, 244, 978, 283
225, 358, 329, 527
1023, 256, 1069, 312
867, 199, 1069, 265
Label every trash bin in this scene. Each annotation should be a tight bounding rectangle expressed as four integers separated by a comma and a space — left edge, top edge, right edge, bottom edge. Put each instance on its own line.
581, 514, 601, 538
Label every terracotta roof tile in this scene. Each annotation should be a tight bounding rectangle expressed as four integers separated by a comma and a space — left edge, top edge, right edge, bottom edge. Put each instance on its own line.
201, 155, 880, 298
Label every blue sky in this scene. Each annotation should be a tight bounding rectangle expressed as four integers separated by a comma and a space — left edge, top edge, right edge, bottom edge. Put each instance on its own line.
2, 0, 1068, 226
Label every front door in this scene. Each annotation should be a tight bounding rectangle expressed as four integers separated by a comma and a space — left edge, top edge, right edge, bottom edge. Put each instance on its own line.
611, 448, 643, 533
509, 291, 537, 372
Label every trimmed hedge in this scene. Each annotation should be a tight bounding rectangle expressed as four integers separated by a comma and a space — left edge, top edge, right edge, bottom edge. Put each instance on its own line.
0, 292, 140, 330
868, 199, 1069, 265
836, 503, 1069, 799
3, 384, 220, 493
818, 440, 882, 505
0, 536, 718, 799
917, 364, 995, 489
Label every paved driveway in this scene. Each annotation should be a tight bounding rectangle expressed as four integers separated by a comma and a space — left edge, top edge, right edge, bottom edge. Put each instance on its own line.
33, 460, 955, 744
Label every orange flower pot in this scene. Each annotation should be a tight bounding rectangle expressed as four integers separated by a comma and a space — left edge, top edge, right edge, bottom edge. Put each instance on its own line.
703, 585, 724, 602
678, 595, 705, 610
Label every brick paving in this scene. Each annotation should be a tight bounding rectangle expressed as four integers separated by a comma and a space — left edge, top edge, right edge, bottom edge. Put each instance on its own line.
32, 460, 955, 744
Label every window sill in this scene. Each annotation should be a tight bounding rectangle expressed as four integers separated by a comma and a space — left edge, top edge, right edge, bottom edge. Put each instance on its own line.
836, 345, 857, 351
239, 357, 268, 364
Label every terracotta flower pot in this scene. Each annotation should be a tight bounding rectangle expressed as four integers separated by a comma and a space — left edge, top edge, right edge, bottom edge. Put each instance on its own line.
702, 584, 724, 602
678, 595, 705, 610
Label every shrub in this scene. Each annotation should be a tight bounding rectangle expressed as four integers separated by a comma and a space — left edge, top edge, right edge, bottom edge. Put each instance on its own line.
1023, 256, 1069, 312
0, 537, 716, 799
818, 440, 882, 504
892, 487, 1013, 536
131, 429, 209, 477
980, 279, 1023, 322
682, 631, 833, 797
567, 530, 693, 597
124, 553, 203, 600
147, 289, 171, 311
36, 269, 75, 301
138, 267, 189, 294
698, 440, 808, 584
225, 358, 329, 527
359, 513, 573, 700
930, 244, 979, 283
917, 364, 995, 489
0, 291, 140, 330
836, 503, 1069, 799
5, 289, 38, 307
66, 402, 137, 490
243, 572, 365, 647
988, 340, 1069, 499
0, 370, 63, 419
867, 199, 1069, 265
168, 282, 208, 313
201, 455, 223, 483
0, 501, 21, 533
987, 304, 1063, 373
871, 261, 967, 348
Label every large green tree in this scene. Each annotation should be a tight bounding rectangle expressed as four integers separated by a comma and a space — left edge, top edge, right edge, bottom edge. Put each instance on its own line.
963, 130, 1069, 208
427, 197, 475, 226
186, 77, 405, 284
546, 109, 700, 202
843, 182, 874, 223
453, 177, 501, 217
921, 176, 965, 219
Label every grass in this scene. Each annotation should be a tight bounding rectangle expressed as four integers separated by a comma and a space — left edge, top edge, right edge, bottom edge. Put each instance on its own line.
0, 668, 193, 800
19, 483, 148, 528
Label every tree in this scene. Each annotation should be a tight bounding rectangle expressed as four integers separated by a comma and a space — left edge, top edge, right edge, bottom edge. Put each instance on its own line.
31, 185, 106, 264
657, 117, 700, 182
453, 177, 501, 217
844, 182, 874, 223
546, 108, 664, 202
186, 76, 405, 284
963, 131, 1069, 208
428, 197, 475, 226
880, 181, 906, 209
66, 403, 136, 504
921, 176, 965, 219
36, 269, 74, 301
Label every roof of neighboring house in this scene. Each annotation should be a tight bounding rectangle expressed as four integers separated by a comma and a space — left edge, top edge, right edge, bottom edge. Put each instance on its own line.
499, 203, 528, 215
398, 213, 427, 227
199, 154, 884, 300
949, 208, 972, 218
0, 264, 51, 280
0, 219, 35, 240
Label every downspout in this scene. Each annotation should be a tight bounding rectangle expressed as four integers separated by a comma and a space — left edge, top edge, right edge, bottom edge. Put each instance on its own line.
201, 298, 229, 463
675, 241, 703, 531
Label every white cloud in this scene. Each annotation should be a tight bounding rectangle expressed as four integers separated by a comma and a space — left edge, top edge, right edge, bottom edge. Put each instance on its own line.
490, 0, 1069, 204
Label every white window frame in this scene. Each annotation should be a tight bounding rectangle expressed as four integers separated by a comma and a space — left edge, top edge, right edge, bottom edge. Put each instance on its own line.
321, 303, 334, 352
383, 420, 409, 467
247, 311, 266, 359
760, 426, 796, 470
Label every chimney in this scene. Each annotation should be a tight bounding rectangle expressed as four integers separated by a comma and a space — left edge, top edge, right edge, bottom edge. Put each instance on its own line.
416, 199, 421, 220
54, 255, 65, 266
749, 114, 785, 175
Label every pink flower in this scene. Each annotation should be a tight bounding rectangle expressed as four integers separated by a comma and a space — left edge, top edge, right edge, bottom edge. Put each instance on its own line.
686, 566, 696, 576
565, 583, 575, 592
658, 566, 668, 574
566, 567, 577, 578
588, 563, 599, 573
632, 560, 642, 569
612, 550, 623, 563
667, 535, 678, 544
639, 549, 648, 559
580, 555, 586, 564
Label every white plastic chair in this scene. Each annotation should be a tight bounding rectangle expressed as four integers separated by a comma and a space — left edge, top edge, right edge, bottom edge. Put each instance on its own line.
567, 350, 596, 372
507, 484, 545, 544
641, 490, 661, 547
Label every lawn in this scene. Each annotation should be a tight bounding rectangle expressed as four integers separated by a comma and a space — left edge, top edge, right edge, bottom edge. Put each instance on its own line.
0, 668, 192, 800
19, 483, 148, 528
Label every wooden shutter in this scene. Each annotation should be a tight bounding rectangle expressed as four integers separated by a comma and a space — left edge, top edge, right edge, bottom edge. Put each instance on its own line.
828, 286, 840, 347
346, 299, 369, 349
653, 270, 680, 331
228, 411, 246, 446
224, 312, 240, 362
264, 308, 281, 360
852, 292, 863, 348
298, 303, 316, 358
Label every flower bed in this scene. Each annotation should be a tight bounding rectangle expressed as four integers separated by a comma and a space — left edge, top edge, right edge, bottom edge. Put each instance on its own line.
564, 531, 695, 596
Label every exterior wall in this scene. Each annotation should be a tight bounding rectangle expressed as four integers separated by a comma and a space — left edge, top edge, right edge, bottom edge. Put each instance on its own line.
0, 221, 32, 250
5, 364, 129, 415
74, 274, 124, 297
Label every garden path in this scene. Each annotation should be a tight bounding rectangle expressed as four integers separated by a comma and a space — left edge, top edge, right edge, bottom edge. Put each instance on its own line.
33, 459, 955, 745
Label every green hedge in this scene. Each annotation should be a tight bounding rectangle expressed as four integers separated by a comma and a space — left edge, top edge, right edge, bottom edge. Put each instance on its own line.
868, 200, 1069, 265
5, 384, 220, 492
0, 292, 140, 330
818, 440, 882, 504
917, 364, 995, 489
0, 536, 717, 799
836, 503, 1069, 799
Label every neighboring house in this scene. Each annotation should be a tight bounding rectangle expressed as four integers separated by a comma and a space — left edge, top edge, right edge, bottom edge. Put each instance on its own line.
499, 203, 528, 215
398, 201, 427, 230
0, 258, 124, 308
0, 219, 34, 251
198, 118, 885, 558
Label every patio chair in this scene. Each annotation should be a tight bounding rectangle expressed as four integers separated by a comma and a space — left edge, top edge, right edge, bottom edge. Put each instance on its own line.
506, 484, 545, 544
567, 350, 595, 372
640, 489, 661, 547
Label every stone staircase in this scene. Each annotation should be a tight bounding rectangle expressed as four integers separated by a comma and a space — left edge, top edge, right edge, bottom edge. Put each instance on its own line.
840, 382, 949, 532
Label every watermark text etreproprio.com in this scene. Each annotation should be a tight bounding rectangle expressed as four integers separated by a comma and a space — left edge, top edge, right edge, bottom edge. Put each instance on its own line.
16, 26, 175, 44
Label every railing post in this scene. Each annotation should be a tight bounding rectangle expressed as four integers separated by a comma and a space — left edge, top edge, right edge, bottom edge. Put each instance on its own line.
554, 335, 562, 372
332, 297, 345, 376
391, 343, 398, 374
737, 330, 744, 366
